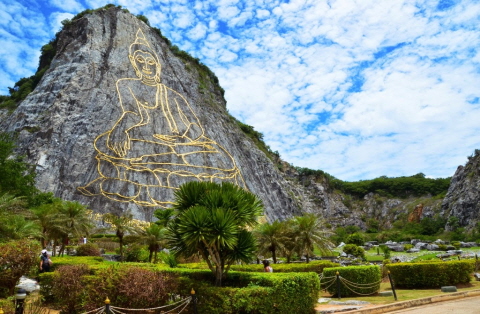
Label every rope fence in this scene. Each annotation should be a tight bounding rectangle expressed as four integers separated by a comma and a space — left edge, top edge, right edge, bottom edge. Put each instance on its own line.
80, 293, 196, 314
319, 271, 398, 300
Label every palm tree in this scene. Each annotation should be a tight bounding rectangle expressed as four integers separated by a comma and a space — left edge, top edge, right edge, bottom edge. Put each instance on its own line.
57, 201, 93, 245
254, 220, 288, 264
30, 198, 63, 248
103, 212, 136, 261
0, 192, 26, 213
293, 214, 334, 263
278, 219, 298, 263
139, 223, 166, 263
153, 208, 175, 227
0, 215, 41, 240
166, 181, 263, 286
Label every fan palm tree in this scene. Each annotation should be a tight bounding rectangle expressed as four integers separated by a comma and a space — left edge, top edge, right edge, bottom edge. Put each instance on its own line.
153, 208, 175, 227
52, 201, 93, 256
103, 212, 136, 261
166, 181, 263, 286
0, 215, 41, 240
254, 220, 288, 264
30, 198, 63, 248
294, 214, 333, 263
139, 223, 166, 263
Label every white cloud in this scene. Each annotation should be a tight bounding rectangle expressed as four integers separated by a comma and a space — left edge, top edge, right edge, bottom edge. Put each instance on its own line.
187, 23, 207, 41
49, 12, 75, 34
1, 0, 479, 181
49, 0, 84, 12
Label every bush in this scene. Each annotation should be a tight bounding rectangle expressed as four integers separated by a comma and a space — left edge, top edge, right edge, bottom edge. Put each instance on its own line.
123, 244, 149, 262
176, 272, 320, 314
403, 244, 413, 251
0, 239, 41, 297
76, 243, 101, 256
346, 233, 365, 246
40, 261, 320, 314
322, 265, 381, 297
343, 244, 365, 259
226, 260, 338, 273
51, 265, 90, 313
387, 260, 473, 288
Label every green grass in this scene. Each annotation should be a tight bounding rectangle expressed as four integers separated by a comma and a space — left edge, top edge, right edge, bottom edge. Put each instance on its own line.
318, 275, 480, 305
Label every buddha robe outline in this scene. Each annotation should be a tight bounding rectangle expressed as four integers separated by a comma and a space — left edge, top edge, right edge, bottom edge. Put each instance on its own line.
78, 29, 245, 207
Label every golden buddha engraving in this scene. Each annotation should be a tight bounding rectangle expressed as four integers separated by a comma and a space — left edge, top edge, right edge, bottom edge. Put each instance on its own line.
78, 29, 245, 207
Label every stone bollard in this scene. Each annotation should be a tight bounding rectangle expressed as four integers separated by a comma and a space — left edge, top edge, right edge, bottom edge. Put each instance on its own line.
441, 286, 457, 292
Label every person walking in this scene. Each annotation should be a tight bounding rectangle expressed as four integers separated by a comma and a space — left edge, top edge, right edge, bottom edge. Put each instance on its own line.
39, 249, 51, 273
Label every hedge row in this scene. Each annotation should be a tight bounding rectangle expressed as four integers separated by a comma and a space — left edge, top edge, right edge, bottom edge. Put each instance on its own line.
181, 260, 339, 273
387, 260, 473, 288
322, 265, 381, 297
39, 263, 320, 314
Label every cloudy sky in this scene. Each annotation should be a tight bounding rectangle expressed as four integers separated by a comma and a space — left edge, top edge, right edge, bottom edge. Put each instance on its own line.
1, 0, 479, 181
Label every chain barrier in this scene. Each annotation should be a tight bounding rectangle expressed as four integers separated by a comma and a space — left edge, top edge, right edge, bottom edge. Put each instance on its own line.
80, 296, 192, 314
339, 277, 379, 296
321, 272, 394, 298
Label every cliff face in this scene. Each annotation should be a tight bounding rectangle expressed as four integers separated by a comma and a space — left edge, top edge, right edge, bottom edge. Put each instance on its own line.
441, 150, 480, 230
0, 7, 303, 221
1, 7, 477, 229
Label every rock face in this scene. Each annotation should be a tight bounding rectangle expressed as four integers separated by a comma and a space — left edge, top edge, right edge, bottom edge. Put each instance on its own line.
441, 150, 480, 230
1, 7, 478, 229
0, 7, 304, 221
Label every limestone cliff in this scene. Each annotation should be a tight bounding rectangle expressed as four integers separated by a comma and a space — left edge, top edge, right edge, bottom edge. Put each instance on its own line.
0, 7, 303, 221
441, 149, 480, 231
1, 7, 476, 230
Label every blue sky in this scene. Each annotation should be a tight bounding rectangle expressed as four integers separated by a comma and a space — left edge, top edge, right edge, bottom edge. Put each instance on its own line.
1, 0, 479, 181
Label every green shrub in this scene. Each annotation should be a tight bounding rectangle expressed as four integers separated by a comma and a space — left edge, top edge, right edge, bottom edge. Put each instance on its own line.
40, 261, 320, 314
343, 244, 366, 259
346, 233, 365, 246
159, 251, 178, 267
51, 265, 90, 313
229, 260, 339, 273
387, 260, 473, 288
123, 244, 149, 262
177, 272, 320, 314
0, 239, 40, 297
322, 265, 381, 297
0, 298, 14, 313
76, 243, 101, 256
403, 244, 413, 251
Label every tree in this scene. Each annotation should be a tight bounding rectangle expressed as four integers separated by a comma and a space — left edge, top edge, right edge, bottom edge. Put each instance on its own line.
54, 201, 94, 256
30, 198, 63, 248
293, 214, 333, 263
166, 181, 263, 286
139, 223, 166, 263
153, 208, 175, 227
103, 212, 137, 261
346, 232, 365, 246
254, 220, 287, 264
0, 132, 38, 203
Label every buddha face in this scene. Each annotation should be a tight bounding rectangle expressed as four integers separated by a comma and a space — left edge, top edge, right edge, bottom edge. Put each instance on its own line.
130, 49, 161, 81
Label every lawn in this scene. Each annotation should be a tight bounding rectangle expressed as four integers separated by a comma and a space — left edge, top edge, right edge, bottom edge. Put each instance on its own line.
318, 275, 480, 306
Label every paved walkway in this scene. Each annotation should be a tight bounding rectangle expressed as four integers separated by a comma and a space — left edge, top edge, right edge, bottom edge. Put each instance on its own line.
383, 295, 480, 313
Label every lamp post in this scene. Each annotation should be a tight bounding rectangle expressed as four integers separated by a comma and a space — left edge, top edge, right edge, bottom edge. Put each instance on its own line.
15, 288, 27, 314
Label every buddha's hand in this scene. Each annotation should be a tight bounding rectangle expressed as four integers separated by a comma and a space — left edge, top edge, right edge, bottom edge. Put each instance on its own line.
107, 129, 130, 157
153, 134, 183, 143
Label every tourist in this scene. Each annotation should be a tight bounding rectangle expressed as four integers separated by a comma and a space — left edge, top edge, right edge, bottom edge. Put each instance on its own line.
263, 260, 273, 272
39, 249, 51, 273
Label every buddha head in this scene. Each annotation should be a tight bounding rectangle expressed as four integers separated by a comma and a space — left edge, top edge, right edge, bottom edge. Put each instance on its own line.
129, 29, 161, 84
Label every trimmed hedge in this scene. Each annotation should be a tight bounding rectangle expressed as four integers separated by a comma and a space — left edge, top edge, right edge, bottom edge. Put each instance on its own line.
387, 260, 473, 288
181, 260, 339, 273
322, 265, 381, 297
39, 262, 320, 314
